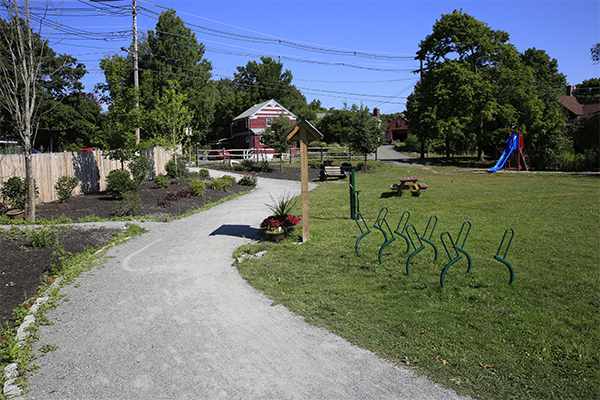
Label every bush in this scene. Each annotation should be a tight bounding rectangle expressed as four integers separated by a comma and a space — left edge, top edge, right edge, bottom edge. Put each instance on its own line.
189, 179, 206, 196
198, 168, 210, 178
233, 159, 254, 172
0, 176, 37, 210
308, 160, 322, 169
54, 176, 79, 203
404, 135, 421, 152
129, 155, 153, 184
309, 140, 328, 148
221, 175, 236, 185
165, 156, 188, 180
28, 228, 58, 247
112, 191, 141, 217
210, 177, 232, 192
154, 175, 171, 189
106, 170, 137, 200
238, 172, 258, 187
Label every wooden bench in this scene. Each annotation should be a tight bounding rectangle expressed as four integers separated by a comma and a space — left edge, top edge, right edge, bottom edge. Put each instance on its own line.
320, 165, 347, 181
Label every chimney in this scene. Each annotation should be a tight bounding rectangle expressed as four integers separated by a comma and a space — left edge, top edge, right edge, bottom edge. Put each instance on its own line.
373, 108, 380, 119
566, 85, 575, 96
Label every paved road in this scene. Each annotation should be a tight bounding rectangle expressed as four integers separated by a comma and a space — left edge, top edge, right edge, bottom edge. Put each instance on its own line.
376, 145, 431, 167
21, 170, 470, 400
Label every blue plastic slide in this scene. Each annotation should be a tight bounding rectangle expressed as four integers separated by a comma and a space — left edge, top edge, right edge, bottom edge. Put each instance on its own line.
489, 134, 518, 172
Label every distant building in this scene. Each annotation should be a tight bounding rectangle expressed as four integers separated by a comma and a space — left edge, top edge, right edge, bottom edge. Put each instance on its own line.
229, 99, 297, 157
385, 114, 410, 142
559, 85, 600, 126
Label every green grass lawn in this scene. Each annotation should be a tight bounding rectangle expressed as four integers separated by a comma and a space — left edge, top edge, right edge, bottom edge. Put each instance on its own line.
235, 163, 599, 400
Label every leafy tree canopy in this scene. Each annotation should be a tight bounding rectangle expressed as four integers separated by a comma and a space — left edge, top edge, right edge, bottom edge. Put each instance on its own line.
574, 78, 600, 97
233, 56, 306, 113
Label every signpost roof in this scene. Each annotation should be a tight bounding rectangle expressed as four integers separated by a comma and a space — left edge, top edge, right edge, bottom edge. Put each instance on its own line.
285, 119, 323, 142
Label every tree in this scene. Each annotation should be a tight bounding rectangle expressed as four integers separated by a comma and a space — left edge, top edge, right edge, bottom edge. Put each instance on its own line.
574, 78, 600, 97
0, 0, 84, 220
96, 54, 141, 167
138, 9, 213, 145
260, 113, 294, 173
152, 80, 193, 178
591, 43, 600, 64
346, 104, 385, 171
407, 10, 567, 165
233, 56, 306, 113
37, 92, 103, 151
210, 78, 249, 142
316, 104, 353, 145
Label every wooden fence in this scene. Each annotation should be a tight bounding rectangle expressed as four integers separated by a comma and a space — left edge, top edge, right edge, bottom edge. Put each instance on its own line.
0, 147, 172, 204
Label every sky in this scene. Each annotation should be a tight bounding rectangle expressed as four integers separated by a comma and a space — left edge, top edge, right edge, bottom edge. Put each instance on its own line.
32, 0, 600, 115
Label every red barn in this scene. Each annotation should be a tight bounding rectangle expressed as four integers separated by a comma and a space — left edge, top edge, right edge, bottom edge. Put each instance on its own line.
385, 115, 410, 142
230, 99, 297, 157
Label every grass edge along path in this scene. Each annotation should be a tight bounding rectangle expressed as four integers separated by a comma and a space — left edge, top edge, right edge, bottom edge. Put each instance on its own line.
235, 164, 599, 400
0, 224, 147, 398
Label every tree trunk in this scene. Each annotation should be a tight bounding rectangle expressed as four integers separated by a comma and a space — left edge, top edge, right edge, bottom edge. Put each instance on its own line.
420, 140, 425, 159
364, 154, 368, 171
446, 136, 451, 159
25, 152, 35, 221
478, 146, 484, 161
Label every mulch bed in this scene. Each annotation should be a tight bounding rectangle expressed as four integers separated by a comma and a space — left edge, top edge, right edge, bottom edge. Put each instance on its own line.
0, 166, 321, 326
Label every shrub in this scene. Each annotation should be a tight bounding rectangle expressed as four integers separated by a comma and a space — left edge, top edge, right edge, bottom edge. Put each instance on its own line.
238, 160, 256, 172
165, 156, 188, 180
28, 228, 58, 247
308, 160, 322, 169
210, 176, 232, 192
238, 172, 258, 187
129, 155, 153, 184
0, 176, 38, 210
154, 175, 171, 189
106, 170, 137, 200
198, 168, 210, 178
189, 179, 206, 196
54, 176, 79, 203
112, 191, 141, 216
221, 175, 236, 185
404, 135, 421, 152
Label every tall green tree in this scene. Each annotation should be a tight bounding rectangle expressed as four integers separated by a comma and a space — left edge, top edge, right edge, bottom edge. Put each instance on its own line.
316, 104, 353, 145
346, 104, 385, 170
574, 78, 600, 97
96, 54, 141, 166
139, 9, 213, 145
260, 113, 293, 173
406, 10, 567, 164
0, 0, 86, 220
152, 79, 193, 150
210, 78, 249, 142
233, 56, 306, 113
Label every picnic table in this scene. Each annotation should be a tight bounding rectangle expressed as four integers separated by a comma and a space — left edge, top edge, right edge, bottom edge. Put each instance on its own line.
390, 176, 428, 196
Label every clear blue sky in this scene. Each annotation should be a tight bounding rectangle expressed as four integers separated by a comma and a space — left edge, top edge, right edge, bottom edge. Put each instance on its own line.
49, 0, 599, 115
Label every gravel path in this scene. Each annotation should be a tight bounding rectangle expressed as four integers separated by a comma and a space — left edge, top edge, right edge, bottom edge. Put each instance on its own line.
21, 170, 471, 400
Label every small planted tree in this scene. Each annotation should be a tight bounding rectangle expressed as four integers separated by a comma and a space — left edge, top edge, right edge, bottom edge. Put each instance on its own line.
261, 113, 294, 173
346, 104, 385, 171
54, 176, 79, 203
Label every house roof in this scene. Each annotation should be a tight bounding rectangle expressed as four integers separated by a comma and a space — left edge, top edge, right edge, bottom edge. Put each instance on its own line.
232, 99, 296, 121
559, 95, 600, 119
385, 115, 408, 131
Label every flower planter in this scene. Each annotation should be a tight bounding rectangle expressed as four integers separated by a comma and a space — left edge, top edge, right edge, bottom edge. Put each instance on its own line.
6, 209, 25, 219
265, 231, 285, 243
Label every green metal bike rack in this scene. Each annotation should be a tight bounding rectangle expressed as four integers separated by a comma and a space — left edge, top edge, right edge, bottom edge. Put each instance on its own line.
372, 207, 395, 264
354, 212, 371, 257
493, 228, 515, 285
405, 215, 439, 275
454, 221, 473, 273
439, 230, 462, 288
392, 211, 411, 255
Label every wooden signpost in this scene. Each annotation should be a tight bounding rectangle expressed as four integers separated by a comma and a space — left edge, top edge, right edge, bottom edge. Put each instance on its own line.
286, 119, 323, 243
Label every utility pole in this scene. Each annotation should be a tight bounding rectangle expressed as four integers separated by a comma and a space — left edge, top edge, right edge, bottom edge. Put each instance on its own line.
133, 0, 140, 144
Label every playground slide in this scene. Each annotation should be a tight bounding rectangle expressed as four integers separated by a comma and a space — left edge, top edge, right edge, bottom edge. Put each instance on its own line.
488, 146, 514, 172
